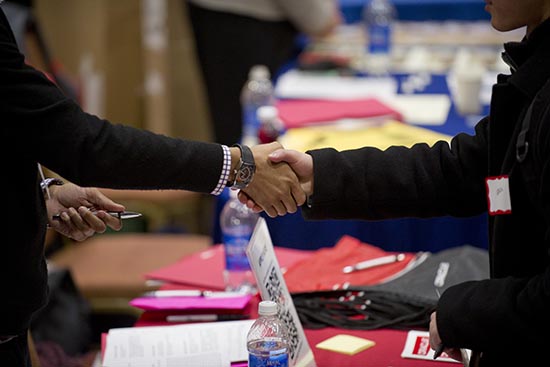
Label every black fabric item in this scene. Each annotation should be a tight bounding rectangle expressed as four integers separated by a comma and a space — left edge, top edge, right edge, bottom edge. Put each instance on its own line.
293, 288, 435, 331
0, 333, 31, 367
30, 268, 92, 356
514, 78, 550, 225
292, 246, 489, 331
370, 245, 489, 303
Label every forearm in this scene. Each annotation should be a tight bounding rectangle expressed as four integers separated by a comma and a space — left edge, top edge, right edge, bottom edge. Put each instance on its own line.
437, 273, 550, 351
35, 107, 224, 192
2, 34, 223, 193
303, 128, 489, 220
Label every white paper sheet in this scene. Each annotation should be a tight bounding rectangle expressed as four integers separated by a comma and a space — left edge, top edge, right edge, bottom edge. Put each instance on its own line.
103, 320, 254, 367
385, 94, 451, 125
275, 70, 398, 101
401, 330, 463, 364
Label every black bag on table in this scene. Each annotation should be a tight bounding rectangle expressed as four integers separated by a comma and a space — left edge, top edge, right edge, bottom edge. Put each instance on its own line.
292, 245, 489, 331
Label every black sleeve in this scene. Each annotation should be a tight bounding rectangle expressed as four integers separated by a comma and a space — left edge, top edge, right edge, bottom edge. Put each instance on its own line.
0, 9, 222, 193
435, 89, 550, 353
302, 118, 490, 220
437, 271, 550, 352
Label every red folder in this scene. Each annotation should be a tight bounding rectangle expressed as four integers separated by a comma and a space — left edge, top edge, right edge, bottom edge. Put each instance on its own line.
144, 244, 312, 290
283, 235, 416, 293
276, 98, 403, 128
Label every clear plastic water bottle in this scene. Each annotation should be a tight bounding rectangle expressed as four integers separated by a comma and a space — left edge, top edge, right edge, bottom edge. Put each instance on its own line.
363, 0, 397, 75
220, 190, 259, 294
247, 301, 289, 367
257, 105, 285, 144
241, 65, 274, 146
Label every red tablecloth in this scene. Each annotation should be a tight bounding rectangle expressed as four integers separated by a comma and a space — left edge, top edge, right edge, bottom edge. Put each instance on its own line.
123, 244, 456, 367
131, 292, 454, 367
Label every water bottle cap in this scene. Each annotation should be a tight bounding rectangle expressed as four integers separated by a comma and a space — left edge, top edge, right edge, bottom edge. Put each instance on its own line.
257, 105, 278, 121
258, 300, 278, 316
249, 65, 270, 80
228, 189, 239, 199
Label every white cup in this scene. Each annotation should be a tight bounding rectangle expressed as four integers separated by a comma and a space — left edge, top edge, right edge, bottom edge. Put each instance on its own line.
449, 49, 485, 116
451, 71, 483, 115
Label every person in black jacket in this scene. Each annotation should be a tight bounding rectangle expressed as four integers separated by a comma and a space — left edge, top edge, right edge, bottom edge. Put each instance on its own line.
255, 1, 550, 366
0, 5, 305, 366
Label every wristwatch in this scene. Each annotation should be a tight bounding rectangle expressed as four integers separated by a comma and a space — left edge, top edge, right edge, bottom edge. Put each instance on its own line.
229, 144, 256, 189
40, 177, 64, 196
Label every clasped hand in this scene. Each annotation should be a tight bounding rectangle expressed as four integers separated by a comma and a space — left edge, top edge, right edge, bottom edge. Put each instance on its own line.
240, 144, 314, 217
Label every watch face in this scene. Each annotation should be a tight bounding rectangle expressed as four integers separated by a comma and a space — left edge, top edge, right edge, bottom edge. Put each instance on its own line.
238, 165, 254, 182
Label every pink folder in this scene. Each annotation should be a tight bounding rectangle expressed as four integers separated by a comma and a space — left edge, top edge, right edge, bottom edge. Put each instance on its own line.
276, 98, 403, 128
129, 294, 252, 311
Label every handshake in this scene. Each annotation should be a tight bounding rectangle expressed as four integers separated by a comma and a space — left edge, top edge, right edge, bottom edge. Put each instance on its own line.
237, 142, 314, 218
45, 142, 314, 242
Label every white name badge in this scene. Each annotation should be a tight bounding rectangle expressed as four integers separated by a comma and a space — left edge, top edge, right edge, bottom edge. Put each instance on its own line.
486, 175, 512, 215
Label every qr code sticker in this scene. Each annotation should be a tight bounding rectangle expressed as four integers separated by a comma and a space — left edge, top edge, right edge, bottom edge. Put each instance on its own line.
278, 308, 299, 360
264, 266, 285, 305
263, 267, 298, 359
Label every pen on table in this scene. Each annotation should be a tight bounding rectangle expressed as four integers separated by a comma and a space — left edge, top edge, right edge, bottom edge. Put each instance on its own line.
166, 314, 249, 322
342, 253, 406, 274
142, 290, 246, 298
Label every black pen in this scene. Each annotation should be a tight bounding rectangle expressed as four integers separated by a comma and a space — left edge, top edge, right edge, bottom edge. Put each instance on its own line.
433, 343, 445, 359
433, 269, 446, 360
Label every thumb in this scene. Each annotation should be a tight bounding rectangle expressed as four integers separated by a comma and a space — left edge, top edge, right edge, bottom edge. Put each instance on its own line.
87, 188, 125, 212
269, 149, 301, 164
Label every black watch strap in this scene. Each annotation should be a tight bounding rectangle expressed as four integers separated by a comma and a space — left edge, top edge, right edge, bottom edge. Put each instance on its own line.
238, 144, 254, 166
229, 144, 256, 189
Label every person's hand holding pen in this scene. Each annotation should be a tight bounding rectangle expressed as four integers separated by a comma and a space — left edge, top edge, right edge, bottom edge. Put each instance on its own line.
430, 266, 471, 364
429, 311, 463, 362
46, 182, 125, 241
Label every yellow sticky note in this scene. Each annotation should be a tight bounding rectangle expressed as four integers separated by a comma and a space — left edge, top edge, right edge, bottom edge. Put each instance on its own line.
315, 334, 376, 355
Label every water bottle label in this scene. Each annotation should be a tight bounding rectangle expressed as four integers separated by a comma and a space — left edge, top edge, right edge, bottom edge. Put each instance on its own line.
249, 353, 289, 367
223, 234, 251, 271
243, 105, 260, 139
368, 24, 391, 54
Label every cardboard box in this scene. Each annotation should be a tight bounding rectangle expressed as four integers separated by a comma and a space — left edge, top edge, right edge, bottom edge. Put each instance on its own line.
33, 0, 212, 141
33, 0, 214, 234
